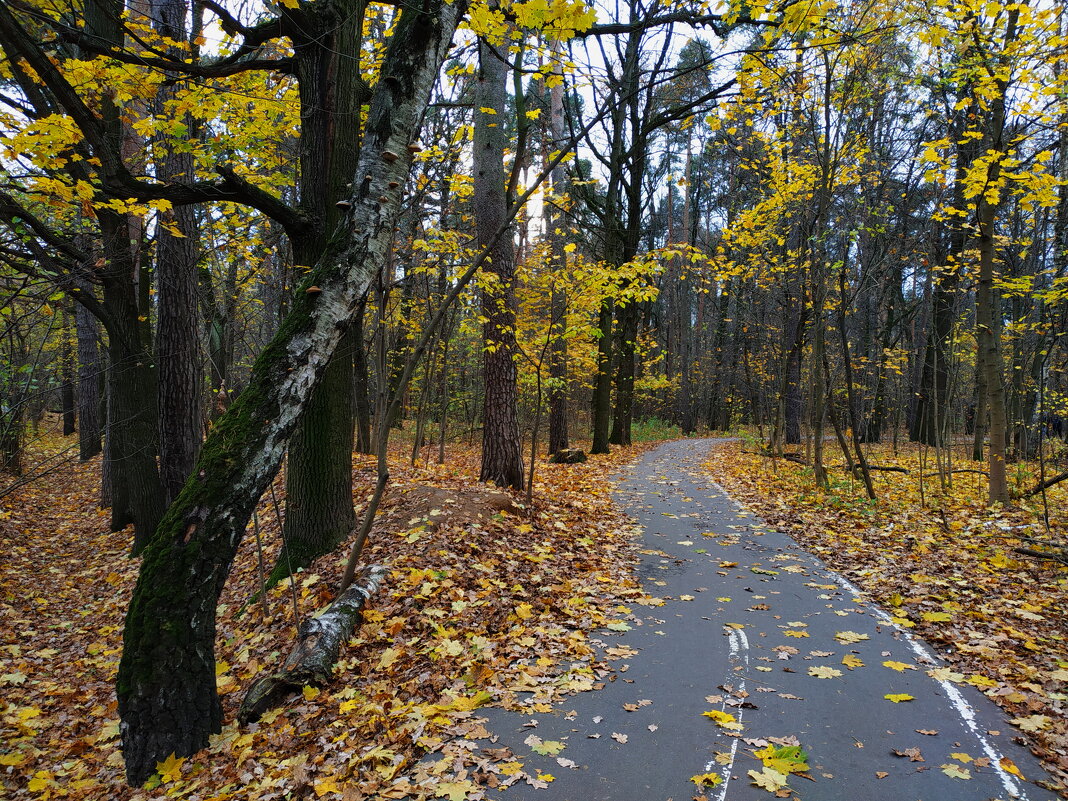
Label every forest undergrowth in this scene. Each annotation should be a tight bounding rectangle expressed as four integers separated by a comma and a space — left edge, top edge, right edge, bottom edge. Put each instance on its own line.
0, 432, 655, 800
706, 437, 1068, 793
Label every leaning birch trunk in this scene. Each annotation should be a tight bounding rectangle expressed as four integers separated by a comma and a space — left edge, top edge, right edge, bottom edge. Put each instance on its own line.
116, 0, 465, 784
238, 566, 386, 723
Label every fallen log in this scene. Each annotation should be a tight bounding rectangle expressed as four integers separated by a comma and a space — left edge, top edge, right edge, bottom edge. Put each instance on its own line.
1015, 469, 1068, 499
1013, 546, 1068, 567
852, 464, 909, 474
238, 564, 386, 723
550, 448, 587, 464
922, 469, 988, 478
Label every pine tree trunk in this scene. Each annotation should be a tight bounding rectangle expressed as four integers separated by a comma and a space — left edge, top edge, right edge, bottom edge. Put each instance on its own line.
546, 58, 569, 455
152, 0, 204, 505
353, 296, 374, 455
75, 298, 102, 460
98, 212, 166, 552
117, 3, 462, 781
609, 302, 638, 445
591, 299, 613, 453
61, 308, 76, 436
475, 36, 524, 490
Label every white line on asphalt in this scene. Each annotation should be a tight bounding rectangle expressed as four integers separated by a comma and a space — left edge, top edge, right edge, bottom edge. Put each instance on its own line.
827, 573, 1027, 800
709, 627, 750, 801
698, 442, 1032, 799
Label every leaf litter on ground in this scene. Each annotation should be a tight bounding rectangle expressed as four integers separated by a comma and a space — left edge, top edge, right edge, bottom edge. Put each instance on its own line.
0, 432, 661, 800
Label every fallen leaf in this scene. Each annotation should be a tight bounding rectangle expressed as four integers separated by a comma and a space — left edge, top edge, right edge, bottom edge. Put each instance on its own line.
998, 757, 1024, 779
748, 766, 789, 792
807, 666, 842, 679
882, 660, 915, 672
894, 747, 924, 762
1011, 714, 1051, 733
940, 763, 971, 780
835, 631, 870, 644
155, 753, 185, 783
702, 709, 744, 731
690, 772, 723, 787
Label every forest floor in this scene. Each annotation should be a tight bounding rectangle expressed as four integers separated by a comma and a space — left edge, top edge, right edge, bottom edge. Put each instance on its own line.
706, 436, 1068, 794
0, 428, 658, 801
1, 428, 1065, 800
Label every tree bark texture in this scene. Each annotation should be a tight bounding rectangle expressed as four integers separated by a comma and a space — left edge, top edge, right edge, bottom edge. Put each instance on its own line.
279, 0, 366, 579
591, 299, 614, 453
61, 309, 76, 436
152, 0, 204, 506
475, 37, 524, 490
75, 299, 103, 460
99, 211, 165, 552
275, 327, 356, 582
116, 2, 463, 783
353, 296, 374, 455
546, 55, 569, 456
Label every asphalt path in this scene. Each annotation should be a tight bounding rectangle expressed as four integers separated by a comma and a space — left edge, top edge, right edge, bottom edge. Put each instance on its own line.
479, 438, 1059, 801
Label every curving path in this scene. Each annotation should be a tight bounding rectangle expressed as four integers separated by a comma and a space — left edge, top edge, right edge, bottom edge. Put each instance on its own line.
479, 438, 1060, 801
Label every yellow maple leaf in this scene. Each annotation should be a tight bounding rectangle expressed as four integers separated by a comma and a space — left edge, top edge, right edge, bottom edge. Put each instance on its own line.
940, 762, 971, 780
155, 752, 185, 783
1011, 714, 1051, 733
748, 766, 789, 791
808, 665, 842, 679
378, 647, 400, 670
922, 611, 952, 622
702, 709, 743, 731
999, 757, 1024, 779
882, 660, 915, 672
27, 771, 53, 792
690, 772, 723, 786
314, 776, 341, 797
835, 631, 869, 644
884, 693, 914, 703
841, 654, 864, 669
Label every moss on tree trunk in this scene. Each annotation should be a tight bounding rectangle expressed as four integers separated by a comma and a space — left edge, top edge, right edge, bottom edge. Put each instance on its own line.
116, 0, 465, 783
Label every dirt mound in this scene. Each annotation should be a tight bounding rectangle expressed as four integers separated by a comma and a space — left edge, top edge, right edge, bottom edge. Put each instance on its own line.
376, 483, 523, 532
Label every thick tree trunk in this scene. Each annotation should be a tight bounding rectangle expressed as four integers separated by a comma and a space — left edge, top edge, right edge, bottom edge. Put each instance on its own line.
591, 299, 614, 453
117, 2, 462, 783
152, 0, 203, 506
98, 212, 166, 552
609, 301, 638, 445
155, 198, 202, 504
276, 327, 356, 581
353, 296, 374, 455
61, 309, 76, 436
475, 36, 524, 490
75, 299, 103, 460
546, 59, 569, 456
279, 0, 366, 578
